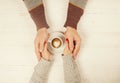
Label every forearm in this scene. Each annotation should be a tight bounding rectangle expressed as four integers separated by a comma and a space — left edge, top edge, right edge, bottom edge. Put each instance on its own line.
30, 58, 53, 83
23, 0, 88, 31
62, 55, 81, 83
23, 0, 49, 31
64, 0, 88, 29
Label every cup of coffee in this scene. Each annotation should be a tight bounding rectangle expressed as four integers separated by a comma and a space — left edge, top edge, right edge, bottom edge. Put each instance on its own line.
47, 31, 65, 54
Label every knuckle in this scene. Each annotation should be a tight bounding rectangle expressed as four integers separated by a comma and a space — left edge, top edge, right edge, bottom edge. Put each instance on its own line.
69, 37, 73, 41
65, 33, 71, 36
40, 38, 45, 42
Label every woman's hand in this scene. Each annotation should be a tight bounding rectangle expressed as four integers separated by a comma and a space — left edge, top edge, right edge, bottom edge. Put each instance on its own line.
65, 26, 81, 59
34, 28, 50, 61
63, 39, 72, 56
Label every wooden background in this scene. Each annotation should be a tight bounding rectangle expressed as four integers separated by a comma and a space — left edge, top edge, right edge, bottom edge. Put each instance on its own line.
0, 0, 120, 83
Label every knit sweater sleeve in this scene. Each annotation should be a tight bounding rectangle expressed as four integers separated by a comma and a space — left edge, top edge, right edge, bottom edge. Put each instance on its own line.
29, 58, 53, 83
23, 0, 49, 31
23, 0, 88, 30
62, 55, 81, 83
64, 0, 88, 29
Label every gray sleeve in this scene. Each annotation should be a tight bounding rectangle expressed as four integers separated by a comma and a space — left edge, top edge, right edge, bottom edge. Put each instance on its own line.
29, 58, 53, 83
62, 55, 81, 83
23, 0, 43, 11
69, 0, 88, 9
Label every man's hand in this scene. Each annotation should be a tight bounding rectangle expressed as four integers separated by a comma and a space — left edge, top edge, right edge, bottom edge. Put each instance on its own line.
34, 28, 49, 61
41, 43, 52, 61
65, 26, 81, 59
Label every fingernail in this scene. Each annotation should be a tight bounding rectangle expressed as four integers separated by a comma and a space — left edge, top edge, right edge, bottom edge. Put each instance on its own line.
66, 38, 69, 42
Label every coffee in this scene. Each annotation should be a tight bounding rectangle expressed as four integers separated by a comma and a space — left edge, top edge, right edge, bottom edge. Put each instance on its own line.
47, 31, 65, 54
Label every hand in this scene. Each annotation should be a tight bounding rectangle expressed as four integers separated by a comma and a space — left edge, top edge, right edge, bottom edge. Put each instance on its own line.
65, 26, 81, 59
34, 28, 49, 61
63, 40, 72, 56
41, 43, 52, 61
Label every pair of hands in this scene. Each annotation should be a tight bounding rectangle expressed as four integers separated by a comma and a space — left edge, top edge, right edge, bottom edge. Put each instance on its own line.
34, 26, 81, 61
40, 39, 73, 61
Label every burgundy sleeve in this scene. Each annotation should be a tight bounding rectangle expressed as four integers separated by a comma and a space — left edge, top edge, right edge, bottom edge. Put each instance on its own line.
64, 3, 84, 29
29, 4, 49, 31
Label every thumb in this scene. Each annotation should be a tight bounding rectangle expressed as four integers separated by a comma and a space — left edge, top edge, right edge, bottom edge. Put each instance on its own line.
39, 41, 44, 52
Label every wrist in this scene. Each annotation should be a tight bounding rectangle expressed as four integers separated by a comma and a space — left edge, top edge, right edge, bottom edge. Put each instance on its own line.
62, 53, 72, 56
37, 27, 47, 31
66, 26, 77, 31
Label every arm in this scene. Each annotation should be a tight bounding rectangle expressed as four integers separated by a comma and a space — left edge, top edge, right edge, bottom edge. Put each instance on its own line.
23, 0, 87, 30
23, 0, 49, 31
30, 58, 53, 83
64, 0, 88, 29
23, 0, 50, 60
30, 43, 53, 83
62, 40, 81, 83
62, 55, 81, 83
64, 0, 88, 58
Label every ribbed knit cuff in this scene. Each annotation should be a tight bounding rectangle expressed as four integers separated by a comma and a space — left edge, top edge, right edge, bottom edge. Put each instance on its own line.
29, 4, 49, 31
62, 55, 81, 83
64, 3, 84, 29
34, 58, 52, 70
30, 58, 53, 83
62, 54, 74, 66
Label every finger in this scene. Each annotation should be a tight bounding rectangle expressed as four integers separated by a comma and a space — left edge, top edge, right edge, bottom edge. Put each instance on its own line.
65, 38, 69, 50
67, 37, 74, 52
34, 40, 41, 61
39, 35, 49, 52
41, 42, 46, 57
73, 38, 81, 59
73, 46, 80, 59
39, 40, 44, 52
44, 42, 52, 56
44, 42, 47, 52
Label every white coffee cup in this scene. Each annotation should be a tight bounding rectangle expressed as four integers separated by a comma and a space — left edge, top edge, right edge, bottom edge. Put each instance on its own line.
47, 31, 66, 54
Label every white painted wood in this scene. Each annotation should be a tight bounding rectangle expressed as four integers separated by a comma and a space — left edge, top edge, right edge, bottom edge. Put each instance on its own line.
0, 0, 120, 83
